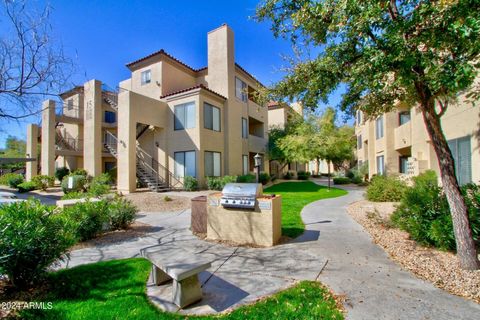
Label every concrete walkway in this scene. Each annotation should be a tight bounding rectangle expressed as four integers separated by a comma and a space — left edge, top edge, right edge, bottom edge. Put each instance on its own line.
62, 184, 480, 319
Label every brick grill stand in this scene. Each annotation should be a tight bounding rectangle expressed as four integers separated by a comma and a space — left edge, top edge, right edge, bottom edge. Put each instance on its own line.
191, 196, 207, 234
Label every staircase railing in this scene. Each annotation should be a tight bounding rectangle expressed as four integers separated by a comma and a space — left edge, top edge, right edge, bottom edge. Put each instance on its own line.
55, 131, 83, 151
102, 131, 183, 190
103, 130, 118, 156
136, 145, 183, 190
101, 84, 128, 111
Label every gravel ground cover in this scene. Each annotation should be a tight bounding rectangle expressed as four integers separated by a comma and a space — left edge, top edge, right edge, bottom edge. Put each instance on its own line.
124, 193, 191, 212
347, 200, 480, 303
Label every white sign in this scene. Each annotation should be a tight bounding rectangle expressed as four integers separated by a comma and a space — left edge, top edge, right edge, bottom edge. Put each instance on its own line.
68, 176, 74, 189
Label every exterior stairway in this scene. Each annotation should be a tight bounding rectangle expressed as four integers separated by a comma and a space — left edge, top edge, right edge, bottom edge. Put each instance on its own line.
103, 130, 181, 192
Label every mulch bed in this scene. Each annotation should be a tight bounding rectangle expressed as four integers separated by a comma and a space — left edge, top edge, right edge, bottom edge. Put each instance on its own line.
347, 200, 480, 303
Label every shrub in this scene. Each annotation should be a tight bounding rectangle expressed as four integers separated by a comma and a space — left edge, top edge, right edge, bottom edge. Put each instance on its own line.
366, 175, 408, 202
333, 177, 351, 185
55, 167, 70, 182
206, 177, 222, 190
63, 200, 109, 241
164, 196, 172, 202
17, 181, 38, 193
206, 175, 238, 190
237, 174, 256, 183
61, 175, 87, 193
183, 176, 198, 191
32, 175, 55, 191
108, 197, 137, 230
61, 191, 87, 200
391, 171, 480, 251
259, 172, 270, 185
72, 168, 88, 177
88, 173, 111, 197
351, 175, 363, 184
0, 200, 76, 288
345, 170, 355, 179
2, 173, 24, 188
283, 171, 293, 180
297, 171, 311, 180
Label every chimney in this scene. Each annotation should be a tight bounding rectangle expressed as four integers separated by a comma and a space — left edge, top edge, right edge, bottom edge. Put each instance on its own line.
207, 24, 235, 99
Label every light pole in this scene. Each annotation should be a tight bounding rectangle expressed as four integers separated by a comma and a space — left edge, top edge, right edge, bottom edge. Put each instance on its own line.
254, 153, 261, 183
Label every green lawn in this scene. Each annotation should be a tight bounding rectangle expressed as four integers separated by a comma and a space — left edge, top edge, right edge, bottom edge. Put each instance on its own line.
19, 258, 343, 320
264, 181, 348, 238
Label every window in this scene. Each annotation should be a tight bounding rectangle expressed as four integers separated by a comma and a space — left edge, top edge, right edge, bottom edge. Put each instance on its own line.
205, 151, 221, 177
67, 99, 73, 110
104, 161, 116, 173
376, 155, 385, 176
235, 77, 247, 102
242, 118, 248, 138
141, 69, 151, 85
399, 111, 411, 126
242, 155, 248, 175
375, 116, 384, 139
174, 151, 196, 178
357, 135, 362, 150
104, 111, 116, 123
448, 136, 472, 185
356, 110, 362, 125
399, 156, 409, 174
204, 103, 220, 132
174, 102, 196, 130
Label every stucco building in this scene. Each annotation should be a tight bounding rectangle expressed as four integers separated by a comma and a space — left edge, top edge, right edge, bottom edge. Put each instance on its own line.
26, 25, 269, 192
355, 86, 479, 185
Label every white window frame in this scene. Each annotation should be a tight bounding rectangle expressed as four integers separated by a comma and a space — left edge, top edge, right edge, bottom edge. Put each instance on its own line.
357, 135, 362, 150
174, 102, 196, 130
204, 103, 221, 132
242, 118, 248, 139
376, 155, 385, 176
205, 151, 221, 177
242, 155, 249, 175
375, 116, 384, 139
235, 77, 247, 102
141, 69, 151, 85
174, 151, 196, 178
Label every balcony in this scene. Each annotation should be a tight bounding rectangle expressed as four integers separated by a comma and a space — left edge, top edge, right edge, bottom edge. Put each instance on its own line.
248, 134, 267, 153
55, 104, 83, 124
394, 121, 412, 150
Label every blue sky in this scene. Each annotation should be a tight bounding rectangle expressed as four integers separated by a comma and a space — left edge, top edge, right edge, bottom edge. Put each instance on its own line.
0, 0, 347, 148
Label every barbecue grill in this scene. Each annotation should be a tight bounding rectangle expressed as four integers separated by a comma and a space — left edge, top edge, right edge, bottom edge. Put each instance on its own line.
220, 183, 263, 209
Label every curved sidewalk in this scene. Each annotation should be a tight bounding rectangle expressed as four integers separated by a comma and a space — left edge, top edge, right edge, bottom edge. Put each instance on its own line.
63, 185, 480, 318
305, 183, 480, 320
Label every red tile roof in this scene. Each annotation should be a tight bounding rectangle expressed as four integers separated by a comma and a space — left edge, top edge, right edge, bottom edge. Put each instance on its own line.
126, 49, 204, 72
160, 84, 226, 100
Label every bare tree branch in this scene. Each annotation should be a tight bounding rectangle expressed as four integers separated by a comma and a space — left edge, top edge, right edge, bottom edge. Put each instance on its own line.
0, 0, 76, 121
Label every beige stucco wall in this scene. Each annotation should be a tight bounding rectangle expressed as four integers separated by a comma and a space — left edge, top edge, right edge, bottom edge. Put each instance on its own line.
356, 94, 479, 183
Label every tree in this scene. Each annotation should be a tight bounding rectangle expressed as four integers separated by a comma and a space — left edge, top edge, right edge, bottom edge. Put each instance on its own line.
256, 0, 480, 269
276, 107, 355, 187
0, 0, 74, 120
0, 136, 26, 170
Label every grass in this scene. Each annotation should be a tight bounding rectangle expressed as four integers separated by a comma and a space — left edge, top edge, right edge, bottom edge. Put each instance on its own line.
18, 258, 344, 320
264, 181, 348, 238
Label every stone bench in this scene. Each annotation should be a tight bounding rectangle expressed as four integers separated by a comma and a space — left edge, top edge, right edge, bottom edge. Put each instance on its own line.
56, 197, 101, 208
142, 246, 212, 308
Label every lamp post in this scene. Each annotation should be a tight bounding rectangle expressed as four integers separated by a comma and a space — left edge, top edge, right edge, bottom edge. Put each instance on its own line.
254, 153, 262, 183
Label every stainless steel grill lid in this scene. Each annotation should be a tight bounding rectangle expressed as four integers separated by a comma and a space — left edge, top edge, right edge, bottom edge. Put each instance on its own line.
220, 183, 263, 209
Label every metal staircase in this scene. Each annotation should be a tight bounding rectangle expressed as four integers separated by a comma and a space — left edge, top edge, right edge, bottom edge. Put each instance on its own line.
103, 130, 182, 192
101, 84, 119, 111
55, 130, 82, 151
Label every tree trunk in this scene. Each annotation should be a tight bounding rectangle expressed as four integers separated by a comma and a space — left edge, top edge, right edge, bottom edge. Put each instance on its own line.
420, 100, 479, 270
315, 157, 320, 175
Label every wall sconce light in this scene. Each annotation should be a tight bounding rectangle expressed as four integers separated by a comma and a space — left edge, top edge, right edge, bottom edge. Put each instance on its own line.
155, 142, 159, 148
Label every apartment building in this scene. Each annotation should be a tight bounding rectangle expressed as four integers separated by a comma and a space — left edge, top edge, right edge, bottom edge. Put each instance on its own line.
25, 82, 118, 182
26, 24, 269, 193
355, 89, 479, 185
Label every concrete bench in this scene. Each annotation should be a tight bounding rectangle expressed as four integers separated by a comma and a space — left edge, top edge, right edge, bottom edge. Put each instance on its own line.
142, 246, 212, 308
